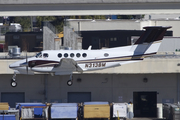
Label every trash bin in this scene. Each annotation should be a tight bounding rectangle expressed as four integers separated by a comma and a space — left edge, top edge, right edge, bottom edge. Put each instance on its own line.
172, 104, 180, 120
163, 103, 180, 120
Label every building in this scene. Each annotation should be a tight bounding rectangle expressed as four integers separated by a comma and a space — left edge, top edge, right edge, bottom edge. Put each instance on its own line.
5, 32, 43, 52
0, 18, 180, 118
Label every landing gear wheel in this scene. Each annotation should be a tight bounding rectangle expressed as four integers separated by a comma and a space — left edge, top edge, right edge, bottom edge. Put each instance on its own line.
67, 80, 73, 86
11, 81, 17, 87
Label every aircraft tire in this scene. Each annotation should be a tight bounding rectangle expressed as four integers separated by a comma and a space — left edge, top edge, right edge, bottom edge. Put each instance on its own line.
67, 80, 73, 86
11, 80, 17, 87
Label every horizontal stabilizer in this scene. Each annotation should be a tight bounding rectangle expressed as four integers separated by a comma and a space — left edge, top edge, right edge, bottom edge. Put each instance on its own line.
135, 26, 171, 44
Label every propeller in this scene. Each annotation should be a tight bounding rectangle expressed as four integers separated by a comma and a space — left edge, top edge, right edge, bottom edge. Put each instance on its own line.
26, 52, 28, 74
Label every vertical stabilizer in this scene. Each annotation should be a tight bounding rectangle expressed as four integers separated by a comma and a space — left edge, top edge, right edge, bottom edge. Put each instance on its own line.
131, 26, 171, 55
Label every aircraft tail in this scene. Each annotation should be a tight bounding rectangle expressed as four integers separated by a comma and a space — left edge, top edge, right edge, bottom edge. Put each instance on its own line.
130, 26, 171, 55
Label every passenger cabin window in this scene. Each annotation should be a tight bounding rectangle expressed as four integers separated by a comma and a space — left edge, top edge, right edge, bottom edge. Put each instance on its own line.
70, 53, 74, 58
76, 53, 81, 58
43, 53, 49, 58
35, 52, 42, 58
82, 53, 87, 57
58, 53, 62, 58
64, 53, 68, 58
104, 53, 109, 57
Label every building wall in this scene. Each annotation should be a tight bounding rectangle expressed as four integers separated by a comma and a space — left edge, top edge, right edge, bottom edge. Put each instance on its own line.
159, 37, 180, 52
68, 19, 180, 37
0, 73, 178, 104
63, 26, 82, 50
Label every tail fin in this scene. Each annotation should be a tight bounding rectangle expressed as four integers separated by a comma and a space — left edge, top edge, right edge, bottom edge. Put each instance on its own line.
131, 26, 171, 55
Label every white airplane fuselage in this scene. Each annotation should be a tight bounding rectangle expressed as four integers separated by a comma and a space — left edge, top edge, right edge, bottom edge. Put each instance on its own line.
9, 41, 160, 75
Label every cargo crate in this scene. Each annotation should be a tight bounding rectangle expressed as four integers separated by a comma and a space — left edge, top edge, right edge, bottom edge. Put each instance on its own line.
51, 103, 79, 120
83, 102, 110, 120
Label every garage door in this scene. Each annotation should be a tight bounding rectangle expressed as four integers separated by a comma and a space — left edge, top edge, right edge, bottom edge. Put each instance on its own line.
1, 92, 25, 108
68, 92, 91, 103
133, 91, 157, 117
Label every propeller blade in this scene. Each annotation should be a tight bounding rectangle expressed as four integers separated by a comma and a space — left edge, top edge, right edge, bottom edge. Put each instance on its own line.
26, 52, 28, 74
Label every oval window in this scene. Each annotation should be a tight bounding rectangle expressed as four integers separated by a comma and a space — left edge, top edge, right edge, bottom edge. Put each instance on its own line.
70, 53, 74, 58
58, 53, 62, 58
64, 53, 68, 58
82, 53, 87, 57
104, 53, 109, 57
76, 53, 81, 58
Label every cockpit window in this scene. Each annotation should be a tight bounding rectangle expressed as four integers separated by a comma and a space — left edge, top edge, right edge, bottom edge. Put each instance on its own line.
43, 53, 49, 58
35, 52, 42, 58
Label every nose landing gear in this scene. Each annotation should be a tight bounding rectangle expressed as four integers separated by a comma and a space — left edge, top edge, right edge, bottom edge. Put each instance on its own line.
11, 73, 17, 87
67, 74, 73, 86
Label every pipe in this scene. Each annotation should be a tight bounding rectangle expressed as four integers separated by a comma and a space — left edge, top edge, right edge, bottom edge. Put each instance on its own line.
177, 73, 179, 104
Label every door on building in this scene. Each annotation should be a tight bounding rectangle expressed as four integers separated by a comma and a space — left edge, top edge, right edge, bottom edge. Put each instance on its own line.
68, 92, 91, 103
1, 92, 25, 108
91, 37, 100, 49
133, 92, 157, 117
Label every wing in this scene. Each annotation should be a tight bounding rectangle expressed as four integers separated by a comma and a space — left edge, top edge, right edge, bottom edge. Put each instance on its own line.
52, 58, 83, 74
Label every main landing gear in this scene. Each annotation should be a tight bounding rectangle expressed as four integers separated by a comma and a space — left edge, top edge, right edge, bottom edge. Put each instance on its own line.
11, 72, 17, 87
67, 74, 73, 86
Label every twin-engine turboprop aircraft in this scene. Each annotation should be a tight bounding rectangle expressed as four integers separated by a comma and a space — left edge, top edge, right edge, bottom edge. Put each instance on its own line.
9, 26, 171, 87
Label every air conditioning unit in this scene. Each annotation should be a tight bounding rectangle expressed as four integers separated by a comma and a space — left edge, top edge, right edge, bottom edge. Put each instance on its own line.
8, 46, 21, 58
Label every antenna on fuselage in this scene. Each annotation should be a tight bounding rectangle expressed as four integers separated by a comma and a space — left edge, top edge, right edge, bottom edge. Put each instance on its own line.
88, 45, 92, 50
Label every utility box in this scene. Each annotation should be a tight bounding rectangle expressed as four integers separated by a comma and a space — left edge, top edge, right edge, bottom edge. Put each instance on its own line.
112, 103, 127, 120
83, 102, 110, 120
51, 103, 79, 120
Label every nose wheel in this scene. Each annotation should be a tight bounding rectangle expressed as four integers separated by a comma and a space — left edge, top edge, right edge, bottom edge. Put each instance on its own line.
11, 79, 17, 87
11, 72, 17, 87
67, 80, 73, 86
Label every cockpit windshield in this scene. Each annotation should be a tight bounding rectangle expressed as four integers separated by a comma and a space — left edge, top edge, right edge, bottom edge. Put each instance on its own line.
35, 52, 42, 58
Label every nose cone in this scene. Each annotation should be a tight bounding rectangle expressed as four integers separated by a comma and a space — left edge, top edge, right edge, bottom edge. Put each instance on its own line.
9, 59, 26, 69
9, 62, 18, 69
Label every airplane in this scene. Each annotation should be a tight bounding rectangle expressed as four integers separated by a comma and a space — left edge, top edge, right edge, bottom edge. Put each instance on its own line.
9, 26, 171, 87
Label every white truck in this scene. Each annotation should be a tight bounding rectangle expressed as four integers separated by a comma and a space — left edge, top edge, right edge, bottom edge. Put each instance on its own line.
9, 23, 22, 32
